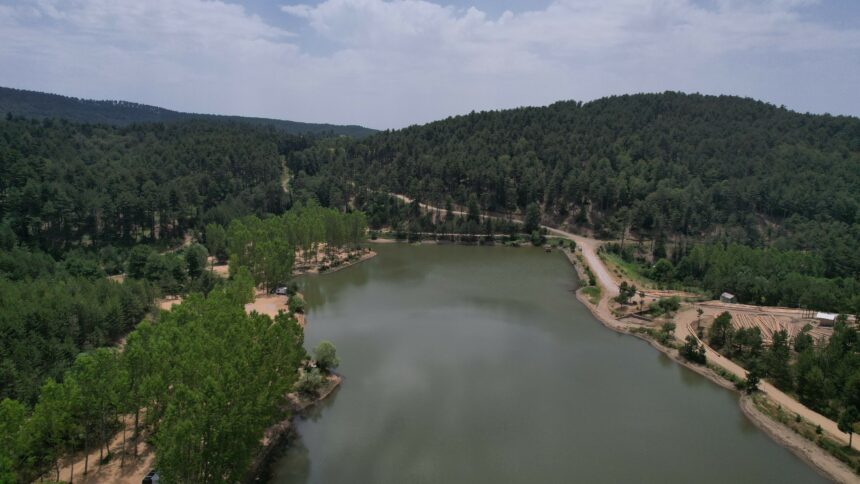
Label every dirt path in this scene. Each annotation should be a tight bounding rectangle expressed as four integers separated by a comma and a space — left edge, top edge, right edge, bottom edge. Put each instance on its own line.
676, 306, 859, 452
391, 193, 619, 298
53, 415, 154, 484
393, 192, 858, 480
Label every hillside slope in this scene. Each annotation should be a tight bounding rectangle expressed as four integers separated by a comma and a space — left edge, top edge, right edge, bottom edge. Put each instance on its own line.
0, 86, 376, 137
291, 92, 860, 308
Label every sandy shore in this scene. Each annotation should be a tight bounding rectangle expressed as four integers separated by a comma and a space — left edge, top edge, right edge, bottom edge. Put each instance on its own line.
564, 249, 856, 483
740, 396, 860, 483
312, 249, 376, 274
392, 193, 858, 482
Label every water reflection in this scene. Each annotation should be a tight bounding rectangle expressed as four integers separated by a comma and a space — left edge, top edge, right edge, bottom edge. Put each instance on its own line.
270, 244, 827, 484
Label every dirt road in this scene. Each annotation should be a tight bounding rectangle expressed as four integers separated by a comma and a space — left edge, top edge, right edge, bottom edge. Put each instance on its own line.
391, 194, 619, 297
675, 306, 859, 451
393, 192, 858, 468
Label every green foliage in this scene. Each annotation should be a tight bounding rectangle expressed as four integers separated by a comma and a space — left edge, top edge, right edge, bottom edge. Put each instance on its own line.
226, 202, 366, 290
673, 244, 860, 312
838, 407, 860, 447
794, 324, 815, 353
289, 296, 306, 315
291, 92, 860, 312
764, 330, 792, 390
0, 86, 376, 136
653, 322, 676, 345
205, 223, 228, 262
648, 296, 681, 316
649, 258, 675, 284
524, 203, 541, 233
296, 368, 325, 397
0, 117, 308, 253
680, 335, 707, 364
0, 398, 26, 482
313, 341, 340, 373
350, 192, 521, 238
614, 280, 637, 304
744, 362, 762, 394
581, 285, 601, 305
145, 289, 304, 483
0, 272, 152, 405
707, 311, 734, 350
184, 244, 209, 279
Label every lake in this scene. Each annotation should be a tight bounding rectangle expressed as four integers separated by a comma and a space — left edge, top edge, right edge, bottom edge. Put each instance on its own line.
270, 244, 827, 483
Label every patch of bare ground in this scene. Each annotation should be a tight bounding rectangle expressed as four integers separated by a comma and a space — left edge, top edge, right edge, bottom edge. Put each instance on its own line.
51, 415, 154, 484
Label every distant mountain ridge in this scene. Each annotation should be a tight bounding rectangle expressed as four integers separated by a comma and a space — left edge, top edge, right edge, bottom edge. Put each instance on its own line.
0, 86, 376, 137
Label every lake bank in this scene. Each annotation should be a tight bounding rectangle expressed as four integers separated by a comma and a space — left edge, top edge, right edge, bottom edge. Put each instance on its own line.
562, 251, 858, 483
270, 243, 826, 483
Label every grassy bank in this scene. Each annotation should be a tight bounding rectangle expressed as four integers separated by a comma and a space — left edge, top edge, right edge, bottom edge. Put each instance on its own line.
581, 285, 601, 305
752, 394, 860, 476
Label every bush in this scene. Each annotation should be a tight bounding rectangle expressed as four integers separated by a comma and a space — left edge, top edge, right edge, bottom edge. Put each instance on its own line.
314, 340, 340, 372
289, 296, 306, 314
680, 335, 707, 364
656, 322, 676, 345
648, 296, 681, 316
296, 368, 325, 396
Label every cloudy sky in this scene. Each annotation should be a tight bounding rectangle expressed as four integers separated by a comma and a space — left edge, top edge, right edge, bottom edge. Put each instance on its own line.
0, 0, 858, 129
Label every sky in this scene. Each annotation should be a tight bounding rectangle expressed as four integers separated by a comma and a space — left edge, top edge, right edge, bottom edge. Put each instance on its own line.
0, 0, 858, 129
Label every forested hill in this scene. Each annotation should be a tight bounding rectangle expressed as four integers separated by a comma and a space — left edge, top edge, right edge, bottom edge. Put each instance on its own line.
297, 92, 860, 239
0, 86, 376, 137
291, 92, 860, 309
0, 116, 306, 255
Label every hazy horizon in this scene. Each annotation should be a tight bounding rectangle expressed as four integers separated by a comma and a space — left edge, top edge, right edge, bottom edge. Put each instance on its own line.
1, 0, 859, 129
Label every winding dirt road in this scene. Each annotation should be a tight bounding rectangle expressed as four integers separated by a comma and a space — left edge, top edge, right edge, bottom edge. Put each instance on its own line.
390, 194, 619, 298
676, 307, 860, 452
393, 193, 857, 457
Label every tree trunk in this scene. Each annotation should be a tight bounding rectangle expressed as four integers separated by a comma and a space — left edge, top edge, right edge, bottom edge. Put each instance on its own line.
134, 409, 140, 457
70, 458, 74, 484
84, 431, 89, 475
99, 416, 105, 463
121, 418, 127, 468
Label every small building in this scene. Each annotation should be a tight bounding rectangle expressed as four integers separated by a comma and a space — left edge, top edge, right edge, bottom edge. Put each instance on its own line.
720, 292, 737, 304
815, 312, 838, 326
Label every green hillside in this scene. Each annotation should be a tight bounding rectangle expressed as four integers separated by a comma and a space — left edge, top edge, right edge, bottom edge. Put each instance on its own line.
0, 86, 376, 137
291, 92, 860, 310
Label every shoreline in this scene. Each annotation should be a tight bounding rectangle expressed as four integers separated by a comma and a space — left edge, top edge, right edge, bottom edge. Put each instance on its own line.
739, 396, 859, 484
384, 196, 855, 481
315, 249, 376, 275
564, 254, 856, 482
247, 375, 342, 483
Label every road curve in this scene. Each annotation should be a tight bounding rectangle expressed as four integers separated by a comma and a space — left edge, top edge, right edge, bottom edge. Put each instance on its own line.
394, 193, 859, 466
390, 194, 620, 297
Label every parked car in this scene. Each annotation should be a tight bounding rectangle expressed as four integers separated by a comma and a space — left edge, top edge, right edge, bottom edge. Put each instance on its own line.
274, 286, 289, 295
143, 469, 160, 483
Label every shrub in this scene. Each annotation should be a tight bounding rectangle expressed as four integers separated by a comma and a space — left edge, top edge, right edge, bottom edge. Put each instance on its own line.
314, 340, 340, 372
296, 368, 325, 396
289, 296, 306, 314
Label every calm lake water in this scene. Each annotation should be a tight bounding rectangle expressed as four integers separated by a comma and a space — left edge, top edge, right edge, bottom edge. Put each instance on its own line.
270, 244, 827, 483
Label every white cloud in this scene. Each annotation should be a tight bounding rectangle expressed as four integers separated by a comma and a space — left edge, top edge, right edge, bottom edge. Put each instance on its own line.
0, 0, 858, 128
